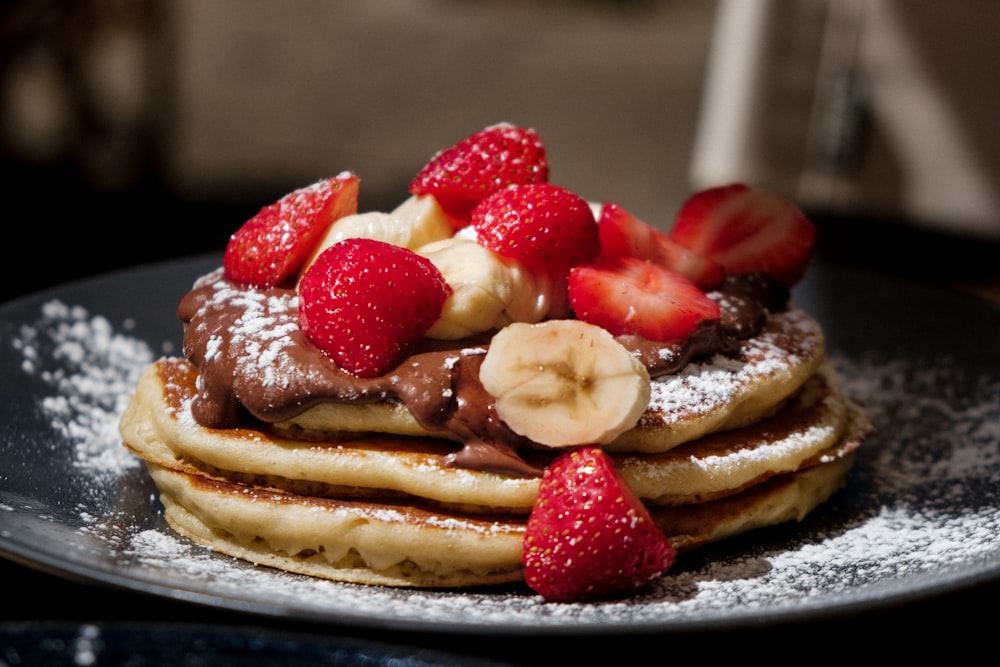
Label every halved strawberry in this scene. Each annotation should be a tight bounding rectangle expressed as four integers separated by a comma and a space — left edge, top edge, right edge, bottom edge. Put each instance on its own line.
597, 202, 724, 290
669, 183, 816, 287
298, 238, 451, 378
568, 257, 720, 342
224, 173, 360, 288
523, 446, 676, 602
471, 182, 600, 282
409, 123, 549, 228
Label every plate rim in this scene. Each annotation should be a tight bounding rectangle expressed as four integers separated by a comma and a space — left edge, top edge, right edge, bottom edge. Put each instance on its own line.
1, 254, 999, 635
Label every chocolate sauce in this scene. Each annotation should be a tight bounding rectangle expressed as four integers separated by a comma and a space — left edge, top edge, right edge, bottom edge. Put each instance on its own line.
177, 268, 786, 478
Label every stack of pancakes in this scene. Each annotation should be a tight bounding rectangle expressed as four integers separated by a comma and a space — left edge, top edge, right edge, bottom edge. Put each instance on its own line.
119, 303, 872, 589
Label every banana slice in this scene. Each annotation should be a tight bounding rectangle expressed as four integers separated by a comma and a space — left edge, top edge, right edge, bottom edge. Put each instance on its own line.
479, 319, 651, 447
299, 195, 452, 280
389, 194, 454, 246
419, 238, 555, 340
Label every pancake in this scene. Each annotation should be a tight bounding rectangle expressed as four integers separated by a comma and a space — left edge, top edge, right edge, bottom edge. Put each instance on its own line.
146, 462, 527, 588
608, 306, 825, 453
120, 353, 858, 513
651, 451, 859, 553
620, 364, 862, 505
144, 450, 860, 589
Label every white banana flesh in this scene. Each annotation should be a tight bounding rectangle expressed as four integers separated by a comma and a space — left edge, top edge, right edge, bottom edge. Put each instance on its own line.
479, 320, 651, 447
419, 238, 556, 340
388, 194, 455, 247
299, 195, 452, 279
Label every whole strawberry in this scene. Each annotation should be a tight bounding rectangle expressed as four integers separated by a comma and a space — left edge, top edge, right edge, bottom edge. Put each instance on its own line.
523, 446, 676, 602
409, 123, 549, 228
224, 173, 360, 288
471, 182, 600, 283
298, 238, 451, 377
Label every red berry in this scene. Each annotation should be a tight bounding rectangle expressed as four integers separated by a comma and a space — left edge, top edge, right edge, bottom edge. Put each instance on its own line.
297, 238, 451, 378
670, 183, 817, 287
224, 173, 360, 288
597, 202, 724, 290
471, 182, 600, 282
523, 446, 676, 602
409, 123, 549, 227
568, 257, 720, 342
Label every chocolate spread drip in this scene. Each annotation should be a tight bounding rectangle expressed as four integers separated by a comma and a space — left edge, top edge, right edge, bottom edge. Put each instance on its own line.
177, 268, 786, 478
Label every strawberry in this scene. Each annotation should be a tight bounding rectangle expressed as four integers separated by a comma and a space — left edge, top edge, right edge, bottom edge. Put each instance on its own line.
523, 446, 676, 601
597, 202, 725, 290
298, 238, 451, 378
568, 257, 720, 343
224, 173, 360, 288
669, 183, 817, 287
471, 182, 600, 282
409, 123, 549, 228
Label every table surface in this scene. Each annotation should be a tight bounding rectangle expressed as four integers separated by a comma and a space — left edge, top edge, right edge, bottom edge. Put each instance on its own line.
2, 202, 998, 664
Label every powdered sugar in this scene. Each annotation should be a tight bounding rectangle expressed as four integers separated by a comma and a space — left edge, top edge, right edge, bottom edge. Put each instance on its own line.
4, 294, 1000, 631
10, 300, 157, 480
644, 309, 821, 426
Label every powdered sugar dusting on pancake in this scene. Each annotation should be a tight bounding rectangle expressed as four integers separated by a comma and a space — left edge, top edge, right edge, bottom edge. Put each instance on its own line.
644, 308, 821, 425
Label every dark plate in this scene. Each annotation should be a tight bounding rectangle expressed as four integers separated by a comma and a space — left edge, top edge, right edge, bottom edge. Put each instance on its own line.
0, 621, 510, 666
1, 255, 998, 635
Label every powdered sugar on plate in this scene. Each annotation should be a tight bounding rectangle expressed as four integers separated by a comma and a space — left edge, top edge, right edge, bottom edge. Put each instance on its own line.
11, 300, 156, 481
4, 294, 1000, 631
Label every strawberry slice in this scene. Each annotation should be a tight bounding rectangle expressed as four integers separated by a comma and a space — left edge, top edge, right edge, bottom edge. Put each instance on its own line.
523, 446, 676, 601
568, 257, 720, 342
409, 123, 549, 228
224, 173, 360, 288
669, 183, 817, 287
597, 202, 724, 290
298, 238, 451, 377
471, 182, 600, 281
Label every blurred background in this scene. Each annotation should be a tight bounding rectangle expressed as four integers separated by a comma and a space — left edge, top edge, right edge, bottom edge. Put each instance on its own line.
2, 0, 998, 304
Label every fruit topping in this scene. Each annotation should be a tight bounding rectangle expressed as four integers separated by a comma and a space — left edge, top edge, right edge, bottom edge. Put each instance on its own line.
567, 256, 721, 342
479, 319, 651, 448
522, 445, 676, 601
419, 237, 553, 340
471, 182, 601, 283
409, 122, 550, 228
669, 183, 817, 287
298, 196, 453, 281
224, 173, 360, 288
597, 202, 724, 290
298, 237, 451, 377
